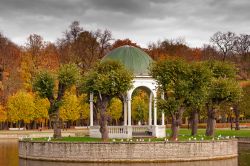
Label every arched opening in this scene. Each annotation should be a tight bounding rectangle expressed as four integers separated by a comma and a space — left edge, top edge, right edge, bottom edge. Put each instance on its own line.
131, 86, 151, 126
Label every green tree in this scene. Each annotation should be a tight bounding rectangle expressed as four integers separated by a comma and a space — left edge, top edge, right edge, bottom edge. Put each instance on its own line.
204, 61, 242, 135
239, 84, 250, 119
33, 63, 80, 138
186, 62, 212, 136
81, 60, 133, 140
151, 59, 190, 140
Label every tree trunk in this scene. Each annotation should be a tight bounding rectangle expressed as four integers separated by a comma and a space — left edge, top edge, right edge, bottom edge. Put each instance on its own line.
33, 121, 37, 129
53, 109, 62, 138
191, 109, 199, 136
50, 82, 66, 138
171, 117, 179, 140
170, 107, 184, 140
18, 121, 21, 129
97, 95, 110, 141
233, 104, 240, 130
206, 107, 216, 136
230, 114, 233, 130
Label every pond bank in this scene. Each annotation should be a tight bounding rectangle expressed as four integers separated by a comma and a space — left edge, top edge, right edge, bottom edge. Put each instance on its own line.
19, 139, 238, 163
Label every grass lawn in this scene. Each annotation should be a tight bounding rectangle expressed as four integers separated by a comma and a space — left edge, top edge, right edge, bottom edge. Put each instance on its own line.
27, 128, 250, 142
166, 128, 250, 137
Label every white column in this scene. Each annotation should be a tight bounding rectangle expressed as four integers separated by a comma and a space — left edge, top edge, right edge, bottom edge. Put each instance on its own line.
149, 92, 152, 125
124, 98, 127, 126
127, 96, 132, 126
161, 92, 165, 125
89, 92, 94, 126
153, 98, 157, 126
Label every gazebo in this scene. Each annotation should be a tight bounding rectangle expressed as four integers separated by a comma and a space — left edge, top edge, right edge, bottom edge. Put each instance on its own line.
89, 45, 166, 138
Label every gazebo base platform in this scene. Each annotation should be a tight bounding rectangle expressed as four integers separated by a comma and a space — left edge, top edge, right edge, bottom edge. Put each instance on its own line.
89, 125, 166, 138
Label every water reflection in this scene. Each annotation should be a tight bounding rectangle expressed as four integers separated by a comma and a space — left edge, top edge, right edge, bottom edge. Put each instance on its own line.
19, 158, 238, 166
0, 139, 18, 166
238, 149, 250, 166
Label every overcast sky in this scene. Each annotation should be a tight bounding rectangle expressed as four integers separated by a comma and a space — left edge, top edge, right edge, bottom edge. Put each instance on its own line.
0, 0, 250, 48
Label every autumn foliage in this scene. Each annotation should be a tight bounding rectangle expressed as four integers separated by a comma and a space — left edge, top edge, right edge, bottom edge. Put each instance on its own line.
0, 21, 249, 131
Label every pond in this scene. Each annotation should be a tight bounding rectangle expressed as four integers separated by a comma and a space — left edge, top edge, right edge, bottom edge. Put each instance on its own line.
1, 139, 249, 166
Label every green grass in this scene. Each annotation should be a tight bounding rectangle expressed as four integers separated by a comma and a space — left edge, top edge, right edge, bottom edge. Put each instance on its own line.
166, 129, 250, 137
165, 128, 250, 141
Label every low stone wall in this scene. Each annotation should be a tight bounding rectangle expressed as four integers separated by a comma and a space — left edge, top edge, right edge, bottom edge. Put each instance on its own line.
19, 139, 238, 162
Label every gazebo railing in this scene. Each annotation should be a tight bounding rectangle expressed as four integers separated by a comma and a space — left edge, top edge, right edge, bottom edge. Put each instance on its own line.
89, 126, 132, 138
132, 125, 151, 136
89, 125, 165, 138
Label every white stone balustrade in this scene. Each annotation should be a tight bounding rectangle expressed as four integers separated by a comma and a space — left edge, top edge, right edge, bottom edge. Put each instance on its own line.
90, 126, 132, 138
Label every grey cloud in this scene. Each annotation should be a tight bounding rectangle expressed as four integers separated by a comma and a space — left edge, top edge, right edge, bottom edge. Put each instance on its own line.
0, 0, 249, 47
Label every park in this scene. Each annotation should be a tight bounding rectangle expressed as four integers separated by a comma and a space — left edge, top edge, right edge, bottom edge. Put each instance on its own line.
13, 45, 250, 164
0, 21, 250, 166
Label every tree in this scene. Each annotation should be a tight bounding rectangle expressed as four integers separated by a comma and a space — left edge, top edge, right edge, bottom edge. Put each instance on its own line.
132, 90, 149, 124
239, 83, 250, 119
7, 91, 35, 128
0, 33, 22, 104
107, 98, 122, 125
151, 59, 190, 140
0, 105, 7, 129
25, 34, 45, 70
33, 95, 50, 128
20, 52, 33, 91
0, 105, 7, 122
204, 61, 242, 136
234, 34, 250, 79
33, 63, 80, 138
234, 34, 250, 59
210, 31, 236, 61
79, 94, 90, 125
186, 62, 212, 136
58, 21, 112, 71
132, 96, 148, 125
201, 44, 220, 60
60, 91, 83, 124
81, 60, 133, 140
147, 38, 194, 61
110, 39, 141, 50
60, 88, 90, 126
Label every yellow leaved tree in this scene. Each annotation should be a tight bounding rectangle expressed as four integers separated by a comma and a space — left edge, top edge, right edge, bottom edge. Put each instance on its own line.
7, 91, 35, 128
0, 105, 7, 122
107, 98, 122, 125
60, 89, 89, 126
79, 94, 90, 123
33, 95, 50, 127
132, 90, 149, 125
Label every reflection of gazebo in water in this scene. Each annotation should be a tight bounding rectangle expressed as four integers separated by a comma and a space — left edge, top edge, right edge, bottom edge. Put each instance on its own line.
89, 45, 166, 138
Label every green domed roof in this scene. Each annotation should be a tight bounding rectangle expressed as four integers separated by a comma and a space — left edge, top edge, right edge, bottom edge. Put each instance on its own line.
102, 45, 153, 76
